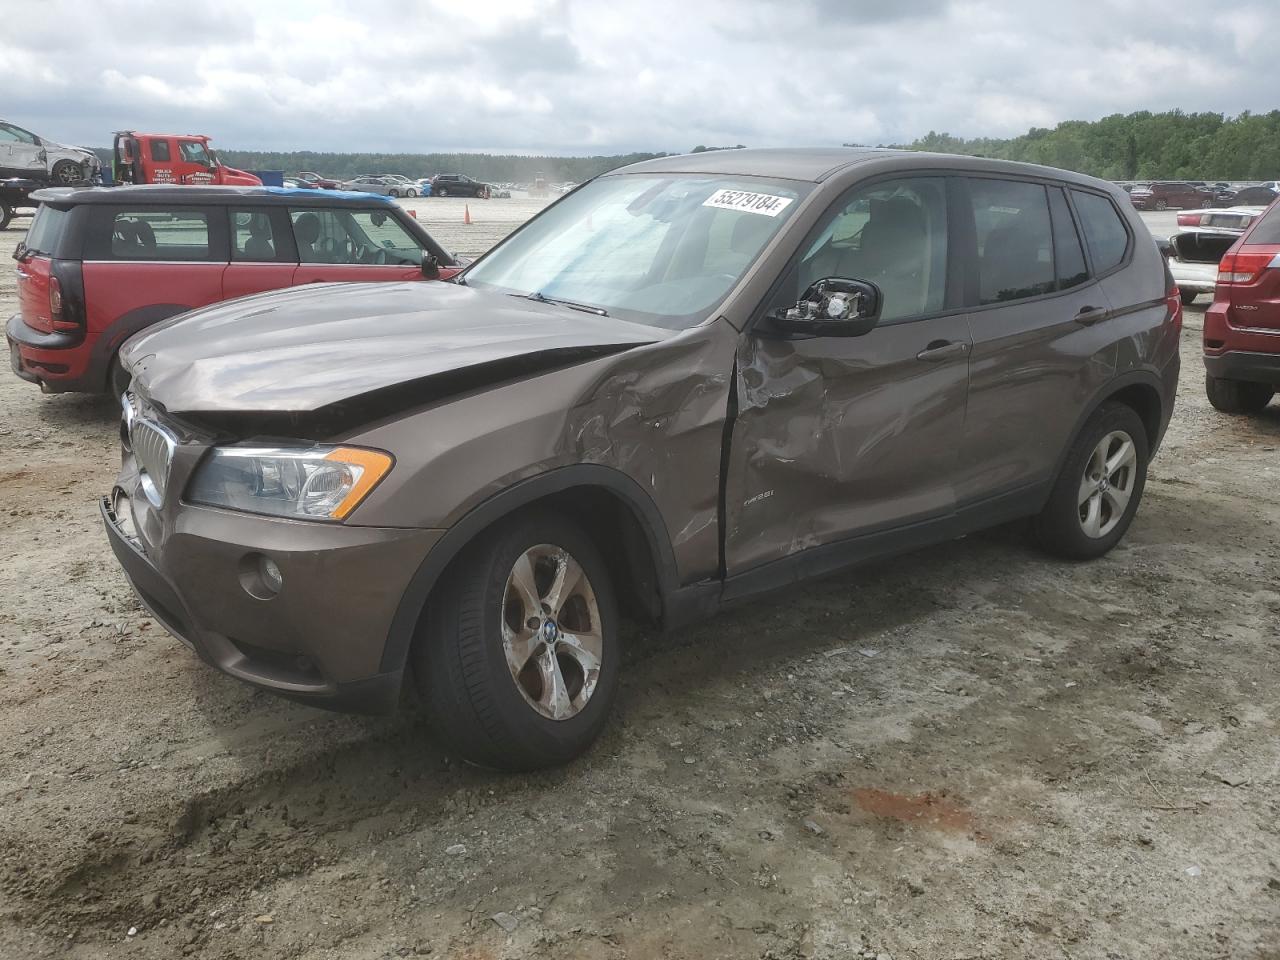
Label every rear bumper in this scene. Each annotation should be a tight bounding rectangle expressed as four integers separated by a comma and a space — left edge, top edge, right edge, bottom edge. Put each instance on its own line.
1203, 350, 1280, 385
1170, 260, 1218, 293
100, 490, 444, 714
6, 312, 101, 392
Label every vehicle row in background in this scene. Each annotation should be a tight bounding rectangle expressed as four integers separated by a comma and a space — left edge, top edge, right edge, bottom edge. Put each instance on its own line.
6, 186, 460, 396
1119, 179, 1278, 210
0, 118, 101, 185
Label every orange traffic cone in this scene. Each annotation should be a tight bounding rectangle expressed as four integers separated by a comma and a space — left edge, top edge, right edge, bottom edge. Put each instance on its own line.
463, 204, 472, 225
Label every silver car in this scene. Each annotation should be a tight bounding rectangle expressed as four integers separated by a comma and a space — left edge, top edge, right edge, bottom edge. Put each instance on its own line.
339, 175, 416, 198
0, 118, 101, 185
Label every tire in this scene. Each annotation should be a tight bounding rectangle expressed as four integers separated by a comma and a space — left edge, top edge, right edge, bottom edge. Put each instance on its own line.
108, 355, 131, 399
406, 188, 417, 198
51, 160, 80, 185
414, 512, 620, 771
0, 202, 11, 231
389, 189, 401, 198
436, 187, 448, 197
1033, 402, 1149, 560
1154, 199, 1167, 211
1205, 376, 1274, 414
1179, 289, 1198, 306
1201, 198, 1212, 209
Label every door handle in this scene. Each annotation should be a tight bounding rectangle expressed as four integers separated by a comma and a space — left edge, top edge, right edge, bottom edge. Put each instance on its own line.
916, 340, 970, 362
1075, 305, 1108, 326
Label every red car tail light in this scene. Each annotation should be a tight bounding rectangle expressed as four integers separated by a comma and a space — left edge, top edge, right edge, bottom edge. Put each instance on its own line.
1217, 250, 1280, 285
1165, 283, 1183, 334
48, 276, 70, 331
1177, 212, 1203, 227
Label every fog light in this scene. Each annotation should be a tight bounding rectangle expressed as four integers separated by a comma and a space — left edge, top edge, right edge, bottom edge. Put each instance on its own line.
260, 556, 283, 594
238, 552, 283, 600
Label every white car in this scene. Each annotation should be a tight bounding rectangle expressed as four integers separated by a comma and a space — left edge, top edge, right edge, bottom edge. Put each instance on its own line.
1166, 206, 1266, 305
0, 118, 101, 185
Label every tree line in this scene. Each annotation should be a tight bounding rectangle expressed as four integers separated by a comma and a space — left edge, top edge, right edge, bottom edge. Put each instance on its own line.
892, 110, 1280, 181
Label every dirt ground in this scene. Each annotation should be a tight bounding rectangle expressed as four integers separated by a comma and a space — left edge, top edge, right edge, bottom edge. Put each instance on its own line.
1, 203, 1277, 960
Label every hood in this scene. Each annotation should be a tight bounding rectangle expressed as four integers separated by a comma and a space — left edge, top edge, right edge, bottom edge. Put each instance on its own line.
44, 139, 97, 162
121, 282, 665, 414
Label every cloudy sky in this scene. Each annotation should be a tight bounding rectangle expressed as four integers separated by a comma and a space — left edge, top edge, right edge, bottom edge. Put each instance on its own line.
1, 0, 1273, 155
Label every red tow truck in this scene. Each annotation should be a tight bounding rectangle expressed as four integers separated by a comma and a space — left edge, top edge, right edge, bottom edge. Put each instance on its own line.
111, 132, 261, 187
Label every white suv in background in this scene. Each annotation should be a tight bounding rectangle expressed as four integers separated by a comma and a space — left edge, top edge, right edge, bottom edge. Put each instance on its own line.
0, 118, 101, 185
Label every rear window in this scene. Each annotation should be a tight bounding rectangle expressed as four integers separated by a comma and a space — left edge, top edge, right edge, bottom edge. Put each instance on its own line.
23, 205, 71, 257
108, 209, 211, 260
1071, 191, 1130, 274
1246, 203, 1280, 245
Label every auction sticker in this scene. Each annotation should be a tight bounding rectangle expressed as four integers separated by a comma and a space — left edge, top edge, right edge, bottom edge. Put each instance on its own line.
702, 188, 794, 217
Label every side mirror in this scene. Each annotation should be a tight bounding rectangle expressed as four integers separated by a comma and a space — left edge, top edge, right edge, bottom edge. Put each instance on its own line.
13, 240, 29, 262
767, 278, 883, 337
420, 253, 441, 280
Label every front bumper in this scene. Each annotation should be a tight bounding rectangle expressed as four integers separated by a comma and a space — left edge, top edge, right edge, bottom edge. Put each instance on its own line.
101, 486, 444, 714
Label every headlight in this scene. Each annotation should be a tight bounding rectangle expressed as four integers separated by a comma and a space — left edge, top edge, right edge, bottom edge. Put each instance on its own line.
187, 445, 393, 521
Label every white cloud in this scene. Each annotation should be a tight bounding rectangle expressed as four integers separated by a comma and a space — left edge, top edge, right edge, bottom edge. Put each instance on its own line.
1, 0, 1275, 154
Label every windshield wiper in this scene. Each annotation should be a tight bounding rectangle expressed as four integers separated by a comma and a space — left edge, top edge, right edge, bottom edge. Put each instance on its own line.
521, 291, 608, 317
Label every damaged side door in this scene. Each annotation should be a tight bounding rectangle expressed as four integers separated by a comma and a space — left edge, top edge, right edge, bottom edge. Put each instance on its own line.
721, 176, 971, 585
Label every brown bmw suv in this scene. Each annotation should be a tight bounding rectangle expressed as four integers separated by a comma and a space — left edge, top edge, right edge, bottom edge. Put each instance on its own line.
103, 148, 1182, 770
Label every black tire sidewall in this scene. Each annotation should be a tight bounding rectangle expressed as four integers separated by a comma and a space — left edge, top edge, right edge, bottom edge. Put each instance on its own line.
52, 160, 78, 185
1035, 403, 1149, 560
0, 203, 11, 231
418, 513, 620, 770
1206, 376, 1273, 414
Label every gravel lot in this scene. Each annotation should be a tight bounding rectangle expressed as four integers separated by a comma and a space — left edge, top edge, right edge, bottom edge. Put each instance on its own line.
1, 203, 1278, 960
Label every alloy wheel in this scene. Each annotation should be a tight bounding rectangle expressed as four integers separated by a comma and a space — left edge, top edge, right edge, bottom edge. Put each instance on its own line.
501, 544, 603, 721
1078, 430, 1137, 539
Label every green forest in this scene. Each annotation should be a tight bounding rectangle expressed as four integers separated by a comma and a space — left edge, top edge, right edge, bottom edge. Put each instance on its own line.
894, 110, 1280, 181
93, 111, 1280, 183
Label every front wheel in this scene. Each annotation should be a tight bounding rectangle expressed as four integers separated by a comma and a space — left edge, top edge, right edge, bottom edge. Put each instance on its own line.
1034, 402, 1148, 560
406, 188, 417, 198
414, 512, 619, 771
1154, 199, 1168, 211
51, 159, 81, 185
1205, 376, 1274, 414
435, 187, 448, 197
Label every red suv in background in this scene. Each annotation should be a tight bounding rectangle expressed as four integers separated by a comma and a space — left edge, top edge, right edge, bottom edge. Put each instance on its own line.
7, 186, 460, 395
1203, 195, 1280, 413
1129, 181, 1211, 211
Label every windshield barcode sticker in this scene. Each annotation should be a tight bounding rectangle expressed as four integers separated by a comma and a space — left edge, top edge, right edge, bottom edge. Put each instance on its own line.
702, 189, 794, 217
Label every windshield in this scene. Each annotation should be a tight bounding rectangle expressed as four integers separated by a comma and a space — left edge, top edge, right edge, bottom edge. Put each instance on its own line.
464, 174, 812, 329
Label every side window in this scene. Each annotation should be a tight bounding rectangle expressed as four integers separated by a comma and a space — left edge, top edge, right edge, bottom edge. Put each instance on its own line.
0, 124, 19, 143
2, 124, 37, 145
178, 141, 210, 165
1071, 191, 1130, 275
291, 209, 347, 263
150, 139, 171, 162
791, 177, 948, 322
346, 210, 423, 264
968, 178, 1055, 304
108, 209, 211, 261
230, 209, 280, 262
1048, 188, 1089, 290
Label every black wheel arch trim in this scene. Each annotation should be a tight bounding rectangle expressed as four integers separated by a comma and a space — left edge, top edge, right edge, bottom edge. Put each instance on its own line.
91, 303, 194, 391
379, 464, 683, 675
1049, 369, 1168, 484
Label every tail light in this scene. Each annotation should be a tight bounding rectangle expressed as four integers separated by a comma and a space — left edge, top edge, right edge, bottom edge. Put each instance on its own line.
48, 276, 67, 328
1217, 250, 1280, 285
1177, 212, 1203, 227
1165, 284, 1183, 334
